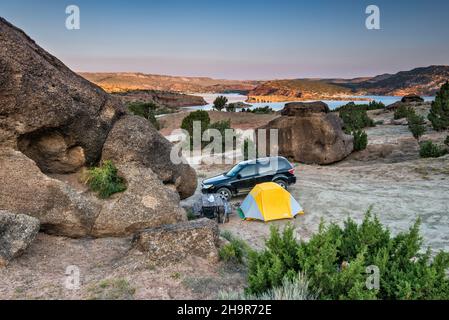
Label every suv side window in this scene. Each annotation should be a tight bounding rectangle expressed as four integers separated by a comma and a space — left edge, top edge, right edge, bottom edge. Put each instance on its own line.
257, 161, 275, 175
239, 164, 257, 178
278, 159, 292, 171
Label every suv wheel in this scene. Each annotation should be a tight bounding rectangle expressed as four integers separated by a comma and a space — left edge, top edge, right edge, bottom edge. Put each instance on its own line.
274, 179, 287, 189
217, 187, 232, 201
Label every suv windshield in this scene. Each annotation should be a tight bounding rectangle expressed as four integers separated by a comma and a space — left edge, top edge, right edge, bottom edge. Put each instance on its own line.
225, 164, 244, 177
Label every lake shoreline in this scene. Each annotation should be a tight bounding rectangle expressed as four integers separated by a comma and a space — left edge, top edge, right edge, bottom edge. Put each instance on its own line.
186, 93, 435, 112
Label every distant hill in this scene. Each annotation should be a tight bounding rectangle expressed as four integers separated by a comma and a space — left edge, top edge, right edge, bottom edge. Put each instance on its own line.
247, 66, 449, 102
329, 65, 449, 96
79, 72, 258, 94
247, 79, 352, 102
80, 66, 449, 102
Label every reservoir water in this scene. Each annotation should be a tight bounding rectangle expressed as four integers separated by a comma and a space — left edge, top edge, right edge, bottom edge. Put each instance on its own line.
185, 93, 434, 111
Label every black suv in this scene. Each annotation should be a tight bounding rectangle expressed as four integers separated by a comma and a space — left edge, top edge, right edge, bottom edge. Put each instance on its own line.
201, 156, 296, 200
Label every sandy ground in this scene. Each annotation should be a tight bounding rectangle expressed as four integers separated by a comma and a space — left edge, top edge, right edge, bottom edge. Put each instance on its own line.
0, 234, 245, 300
186, 154, 449, 252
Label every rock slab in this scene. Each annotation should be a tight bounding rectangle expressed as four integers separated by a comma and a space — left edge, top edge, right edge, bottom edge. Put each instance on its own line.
0, 211, 40, 267
133, 219, 219, 264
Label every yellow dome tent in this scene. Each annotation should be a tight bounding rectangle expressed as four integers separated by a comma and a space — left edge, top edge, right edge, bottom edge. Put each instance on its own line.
238, 182, 304, 222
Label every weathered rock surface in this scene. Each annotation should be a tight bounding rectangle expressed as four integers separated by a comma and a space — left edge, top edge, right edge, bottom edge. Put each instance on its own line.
133, 219, 219, 264
91, 163, 186, 237
281, 101, 330, 117
0, 17, 125, 173
102, 115, 197, 199
0, 148, 101, 237
0, 211, 40, 267
401, 94, 424, 104
258, 102, 353, 164
0, 17, 198, 237
112, 89, 208, 108
387, 95, 425, 111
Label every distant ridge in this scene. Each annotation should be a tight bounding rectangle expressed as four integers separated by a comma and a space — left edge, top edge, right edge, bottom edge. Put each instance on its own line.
80, 65, 449, 101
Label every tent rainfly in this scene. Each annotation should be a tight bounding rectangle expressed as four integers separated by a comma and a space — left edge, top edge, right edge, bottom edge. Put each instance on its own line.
238, 182, 304, 222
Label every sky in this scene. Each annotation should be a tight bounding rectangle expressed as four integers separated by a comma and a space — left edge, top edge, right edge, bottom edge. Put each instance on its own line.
1, 0, 449, 80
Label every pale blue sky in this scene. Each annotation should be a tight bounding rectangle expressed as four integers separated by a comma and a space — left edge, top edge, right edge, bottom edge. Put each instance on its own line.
1, 0, 448, 79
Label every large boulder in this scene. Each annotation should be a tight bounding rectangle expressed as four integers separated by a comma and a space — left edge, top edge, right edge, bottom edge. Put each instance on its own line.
133, 219, 219, 265
101, 115, 197, 199
257, 102, 353, 164
0, 148, 101, 237
0, 148, 187, 237
281, 101, 330, 117
91, 162, 186, 237
387, 94, 425, 111
0, 211, 40, 267
401, 94, 424, 104
0, 17, 197, 238
0, 17, 125, 173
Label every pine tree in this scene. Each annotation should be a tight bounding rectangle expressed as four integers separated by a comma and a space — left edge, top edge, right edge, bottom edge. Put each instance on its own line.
428, 81, 449, 131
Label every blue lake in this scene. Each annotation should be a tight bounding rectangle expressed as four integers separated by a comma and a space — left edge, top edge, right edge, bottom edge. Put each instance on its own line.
185, 93, 435, 112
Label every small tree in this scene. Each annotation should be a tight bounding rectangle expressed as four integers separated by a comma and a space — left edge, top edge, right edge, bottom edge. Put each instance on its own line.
428, 81, 449, 131
213, 96, 228, 111
225, 103, 236, 112
352, 130, 368, 151
128, 102, 160, 130
407, 113, 426, 141
394, 105, 415, 120
181, 110, 210, 150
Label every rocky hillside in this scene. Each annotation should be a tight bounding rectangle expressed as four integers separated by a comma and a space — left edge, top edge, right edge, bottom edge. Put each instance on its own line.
247, 79, 352, 102
80, 72, 258, 94
112, 89, 207, 108
247, 66, 449, 102
333, 65, 449, 96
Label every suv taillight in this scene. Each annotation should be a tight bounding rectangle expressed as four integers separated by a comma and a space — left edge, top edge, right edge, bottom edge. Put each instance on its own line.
288, 168, 295, 175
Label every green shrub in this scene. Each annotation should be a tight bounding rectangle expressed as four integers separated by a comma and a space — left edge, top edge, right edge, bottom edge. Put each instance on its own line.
219, 236, 249, 265
335, 101, 385, 112
242, 106, 274, 114
445, 135, 449, 147
428, 81, 449, 131
186, 208, 197, 221
213, 96, 228, 111
246, 212, 449, 300
394, 105, 415, 120
419, 141, 448, 158
84, 161, 127, 199
181, 110, 210, 136
181, 110, 210, 150
407, 113, 426, 141
250, 106, 275, 114
225, 103, 236, 112
127, 102, 160, 129
339, 109, 375, 133
219, 273, 316, 300
207, 120, 236, 151
353, 130, 368, 151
